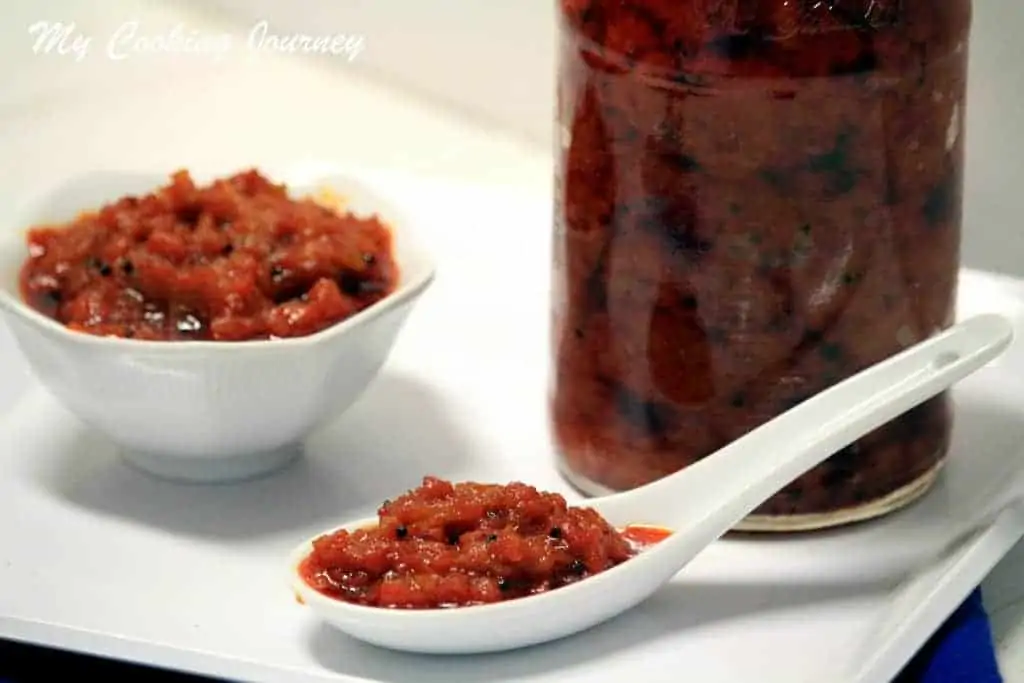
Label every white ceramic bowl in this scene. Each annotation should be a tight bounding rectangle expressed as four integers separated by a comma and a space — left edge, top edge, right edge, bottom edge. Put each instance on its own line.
0, 166, 436, 483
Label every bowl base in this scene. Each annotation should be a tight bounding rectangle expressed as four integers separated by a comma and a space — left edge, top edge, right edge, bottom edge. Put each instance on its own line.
119, 443, 303, 484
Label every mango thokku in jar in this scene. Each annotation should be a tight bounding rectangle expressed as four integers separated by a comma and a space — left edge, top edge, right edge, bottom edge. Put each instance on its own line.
550, 0, 971, 531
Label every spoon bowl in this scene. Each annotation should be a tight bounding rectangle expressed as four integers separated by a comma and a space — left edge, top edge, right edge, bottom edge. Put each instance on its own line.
289, 313, 1015, 654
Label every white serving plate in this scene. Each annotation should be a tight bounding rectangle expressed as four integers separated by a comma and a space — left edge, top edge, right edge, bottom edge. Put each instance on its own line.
1, 167, 1024, 683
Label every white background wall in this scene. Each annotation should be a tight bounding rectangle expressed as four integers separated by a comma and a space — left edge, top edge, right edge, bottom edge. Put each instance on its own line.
189, 0, 556, 148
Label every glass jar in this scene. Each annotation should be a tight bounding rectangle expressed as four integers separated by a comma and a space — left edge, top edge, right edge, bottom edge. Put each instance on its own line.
551, 0, 972, 531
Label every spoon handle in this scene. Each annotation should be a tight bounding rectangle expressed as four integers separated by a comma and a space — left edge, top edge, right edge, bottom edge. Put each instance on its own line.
612, 314, 1015, 543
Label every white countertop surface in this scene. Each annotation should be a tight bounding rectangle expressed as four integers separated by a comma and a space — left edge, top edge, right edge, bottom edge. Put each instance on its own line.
1, 1, 1023, 680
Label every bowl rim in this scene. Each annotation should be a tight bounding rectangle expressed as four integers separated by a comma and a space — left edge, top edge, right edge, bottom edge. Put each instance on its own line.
0, 165, 438, 354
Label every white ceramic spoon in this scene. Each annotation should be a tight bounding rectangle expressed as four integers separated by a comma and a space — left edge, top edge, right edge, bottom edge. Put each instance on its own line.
288, 313, 1014, 655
